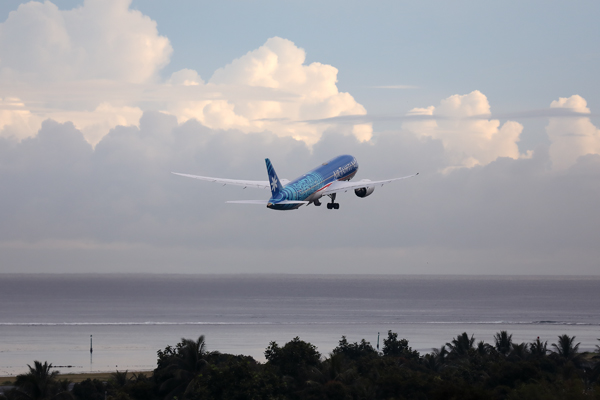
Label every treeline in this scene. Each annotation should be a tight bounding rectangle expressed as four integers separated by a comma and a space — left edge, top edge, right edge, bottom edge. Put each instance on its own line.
2, 331, 600, 400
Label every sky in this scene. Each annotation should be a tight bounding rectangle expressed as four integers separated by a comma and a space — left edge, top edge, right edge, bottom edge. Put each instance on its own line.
0, 0, 599, 274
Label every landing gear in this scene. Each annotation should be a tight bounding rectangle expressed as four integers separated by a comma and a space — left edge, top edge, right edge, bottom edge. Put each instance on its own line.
326, 194, 340, 210
313, 199, 321, 206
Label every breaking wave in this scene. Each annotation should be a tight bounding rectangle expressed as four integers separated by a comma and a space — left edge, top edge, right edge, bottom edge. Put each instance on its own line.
0, 321, 598, 326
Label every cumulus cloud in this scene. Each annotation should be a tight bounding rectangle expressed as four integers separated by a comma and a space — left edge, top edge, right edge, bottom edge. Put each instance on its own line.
0, 97, 43, 140
0, 0, 171, 142
0, 2, 370, 146
0, 0, 172, 83
402, 90, 524, 168
1, 112, 600, 274
546, 95, 600, 170
167, 37, 371, 145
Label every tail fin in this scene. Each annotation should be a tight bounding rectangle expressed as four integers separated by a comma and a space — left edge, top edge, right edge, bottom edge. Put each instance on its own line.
265, 158, 282, 197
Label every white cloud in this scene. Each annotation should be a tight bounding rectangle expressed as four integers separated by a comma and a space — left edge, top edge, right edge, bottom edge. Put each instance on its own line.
51, 102, 144, 145
0, 97, 42, 140
402, 90, 524, 168
1, 0, 369, 147
166, 37, 372, 145
546, 95, 600, 170
168, 69, 204, 86
0, 0, 171, 142
2, 112, 600, 274
0, 0, 172, 83
0, 2, 484, 151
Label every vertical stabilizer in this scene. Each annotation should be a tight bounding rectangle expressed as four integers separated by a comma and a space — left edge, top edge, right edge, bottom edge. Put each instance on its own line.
265, 158, 282, 198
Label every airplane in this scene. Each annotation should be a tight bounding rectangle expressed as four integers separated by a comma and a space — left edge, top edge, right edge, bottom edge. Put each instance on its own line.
172, 155, 418, 211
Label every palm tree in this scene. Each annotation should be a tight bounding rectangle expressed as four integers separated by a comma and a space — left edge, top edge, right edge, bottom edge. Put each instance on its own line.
446, 332, 475, 358
551, 334, 581, 365
13, 361, 72, 400
109, 370, 129, 388
159, 335, 209, 399
493, 331, 513, 356
530, 337, 548, 357
432, 345, 448, 362
509, 343, 529, 360
423, 345, 447, 371
476, 341, 494, 356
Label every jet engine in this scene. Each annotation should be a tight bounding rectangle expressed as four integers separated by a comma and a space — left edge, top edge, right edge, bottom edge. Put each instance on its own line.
354, 180, 375, 198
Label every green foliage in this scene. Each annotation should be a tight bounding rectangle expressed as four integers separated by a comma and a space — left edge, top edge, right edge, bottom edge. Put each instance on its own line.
332, 336, 378, 360
72, 372, 157, 400
382, 331, 420, 359
155, 335, 210, 399
189, 355, 285, 399
505, 380, 592, 400
12, 361, 73, 400
422, 345, 447, 372
530, 337, 548, 357
446, 332, 476, 358
552, 334, 582, 365
494, 330, 513, 356
109, 371, 128, 389
264, 336, 321, 377
72, 379, 105, 400
16, 331, 600, 400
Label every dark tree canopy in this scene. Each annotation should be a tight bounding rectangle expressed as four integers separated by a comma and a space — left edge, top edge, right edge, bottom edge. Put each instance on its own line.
332, 336, 378, 360
10, 331, 600, 400
382, 330, 420, 359
264, 336, 321, 377
11, 361, 72, 400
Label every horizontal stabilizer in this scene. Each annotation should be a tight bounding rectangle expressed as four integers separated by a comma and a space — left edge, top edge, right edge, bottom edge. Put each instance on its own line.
226, 200, 270, 204
226, 200, 309, 205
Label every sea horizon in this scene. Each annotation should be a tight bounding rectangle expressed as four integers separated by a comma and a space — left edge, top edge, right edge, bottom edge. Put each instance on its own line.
1, 274, 598, 376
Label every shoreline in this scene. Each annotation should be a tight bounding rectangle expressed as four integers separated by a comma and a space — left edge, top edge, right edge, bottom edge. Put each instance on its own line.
0, 370, 153, 384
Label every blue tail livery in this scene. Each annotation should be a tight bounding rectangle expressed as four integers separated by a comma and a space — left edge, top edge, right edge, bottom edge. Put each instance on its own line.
265, 158, 282, 198
173, 155, 418, 211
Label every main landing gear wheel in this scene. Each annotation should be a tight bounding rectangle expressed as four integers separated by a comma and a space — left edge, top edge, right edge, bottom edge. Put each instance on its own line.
327, 194, 339, 210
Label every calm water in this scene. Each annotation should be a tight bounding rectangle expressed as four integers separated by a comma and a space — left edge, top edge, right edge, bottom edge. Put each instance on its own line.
0, 274, 599, 376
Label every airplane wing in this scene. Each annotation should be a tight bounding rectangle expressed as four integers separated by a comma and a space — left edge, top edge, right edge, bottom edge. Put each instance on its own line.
319, 173, 419, 195
172, 172, 290, 189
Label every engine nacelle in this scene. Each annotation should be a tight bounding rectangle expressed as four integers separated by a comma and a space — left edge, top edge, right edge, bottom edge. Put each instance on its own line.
354, 185, 375, 198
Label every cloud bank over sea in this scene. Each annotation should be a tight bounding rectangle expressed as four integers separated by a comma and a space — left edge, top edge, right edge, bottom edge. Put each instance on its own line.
1, 109, 599, 274
1, 0, 599, 274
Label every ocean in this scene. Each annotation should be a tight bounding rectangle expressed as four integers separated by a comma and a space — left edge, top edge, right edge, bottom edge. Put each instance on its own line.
0, 274, 599, 376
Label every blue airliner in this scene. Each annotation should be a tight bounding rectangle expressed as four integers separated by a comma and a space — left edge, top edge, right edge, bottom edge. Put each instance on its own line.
173, 155, 417, 210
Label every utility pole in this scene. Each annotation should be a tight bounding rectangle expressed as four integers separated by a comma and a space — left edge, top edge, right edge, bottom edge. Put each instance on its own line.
377, 332, 380, 351
90, 335, 93, 371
